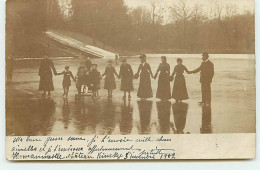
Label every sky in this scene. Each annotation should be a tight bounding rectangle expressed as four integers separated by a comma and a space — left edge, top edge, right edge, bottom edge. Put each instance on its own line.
123, 0, 255, 12
58, 0, 255, 22
123, 0, 254, 23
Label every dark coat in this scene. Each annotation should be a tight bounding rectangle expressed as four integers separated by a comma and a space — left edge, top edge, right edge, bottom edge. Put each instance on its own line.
39, 58, 57, 91
119, 63, 134, 92
192, 60, 214, 83
136, 63, 153, 98
155, 62, 171, 99
171, 64, 189, 100
89, 69, 101, 91
102, 66, 118, 89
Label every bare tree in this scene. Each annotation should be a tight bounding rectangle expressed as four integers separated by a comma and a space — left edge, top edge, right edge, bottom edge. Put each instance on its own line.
170, 0, 200, 22
148, 0, 164, 24
211, 0, 224, 22
129, 7, 150, 25
170, 0, 203, 48
225, 3, 238, 18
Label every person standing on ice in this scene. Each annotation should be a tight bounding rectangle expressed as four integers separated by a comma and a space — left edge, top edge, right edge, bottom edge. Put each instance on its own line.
38, 54, 57, 96
190, 52, 214, 105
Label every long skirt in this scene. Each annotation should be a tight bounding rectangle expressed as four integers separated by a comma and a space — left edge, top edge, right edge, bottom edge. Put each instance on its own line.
156, 73, 171, 99
104, 76, 116, 89
172, 74, 189, 100
121, 77, 134, 92
39, 76, 54, 91
137, 72, 153, 98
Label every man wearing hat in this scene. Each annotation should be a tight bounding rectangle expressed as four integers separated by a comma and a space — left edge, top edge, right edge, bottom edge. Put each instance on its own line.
191, 52, 214, 105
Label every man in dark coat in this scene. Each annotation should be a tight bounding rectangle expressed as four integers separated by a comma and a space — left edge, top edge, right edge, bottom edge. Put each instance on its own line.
39, 54, 57, 96
191, 52, 214, 105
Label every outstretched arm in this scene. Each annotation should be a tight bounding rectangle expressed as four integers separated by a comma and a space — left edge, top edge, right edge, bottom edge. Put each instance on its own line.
191, 64, 202, 74
114, 67, 120, 78
56, 71, 64, 75
184, 66, 191, 74
136, 65, 141, 75
170, 67, 176, 77
70, 71, 76, 81
129, 65, 134, 77
154, 65, 160, 79
148, 64, 154, 78
50, 60, 57, 75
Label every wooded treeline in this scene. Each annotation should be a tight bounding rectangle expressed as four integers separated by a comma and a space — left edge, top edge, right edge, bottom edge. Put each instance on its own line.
6, 0, 255, 57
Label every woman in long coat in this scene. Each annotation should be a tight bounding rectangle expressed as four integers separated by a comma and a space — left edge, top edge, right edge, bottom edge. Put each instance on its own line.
119, 58, 134, 100
39, 54, 57, 96
154, 56, 171, 101
135, 54, 154, 99
102, 60, 119, 98
171, 58, 190, 102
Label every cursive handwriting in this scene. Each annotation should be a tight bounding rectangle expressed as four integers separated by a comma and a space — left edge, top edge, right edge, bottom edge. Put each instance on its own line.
8, 135, 175, 160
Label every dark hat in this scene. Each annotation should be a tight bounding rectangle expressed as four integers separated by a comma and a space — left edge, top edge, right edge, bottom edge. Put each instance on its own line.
139, 54, 147, 59
108, 60, 113, 63
202, 52, 209, 57
65, 66, 70, 69
161, 56, 167, 61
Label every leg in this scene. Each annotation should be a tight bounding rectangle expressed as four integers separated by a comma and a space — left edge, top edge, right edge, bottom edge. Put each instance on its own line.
78, 84, 82, 98
42, 90, 46, 96
201, 84, 206, 103
128, 91, 131, 101
205, 83, 211, 104
123, 91, 126, 99
48, 91, 51, 96
66, 87, 70, 98
62, 85, 66, 96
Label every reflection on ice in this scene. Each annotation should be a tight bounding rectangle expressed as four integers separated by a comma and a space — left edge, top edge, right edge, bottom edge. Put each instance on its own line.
137, 100, 152, 134
200, 105, 212, 134
156, 101, 171, 134
172, 102, 189, 134
120, 101, 133, 135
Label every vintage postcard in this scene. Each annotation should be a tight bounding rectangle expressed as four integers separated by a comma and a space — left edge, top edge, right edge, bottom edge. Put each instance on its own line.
5, 0, 255, 160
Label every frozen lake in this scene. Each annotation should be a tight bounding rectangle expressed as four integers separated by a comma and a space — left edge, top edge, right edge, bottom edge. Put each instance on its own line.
6, 54, 256, 136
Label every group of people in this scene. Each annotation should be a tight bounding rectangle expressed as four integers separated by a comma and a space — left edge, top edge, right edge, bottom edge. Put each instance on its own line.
38, 52, 214, 105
